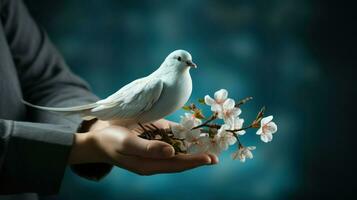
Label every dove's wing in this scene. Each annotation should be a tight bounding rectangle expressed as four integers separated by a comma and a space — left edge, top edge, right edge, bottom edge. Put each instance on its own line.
91, 77, 164, 120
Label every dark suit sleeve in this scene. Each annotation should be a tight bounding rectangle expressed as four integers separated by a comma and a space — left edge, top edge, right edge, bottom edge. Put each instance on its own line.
0, 0, 112, 195
0, 120, 76, 195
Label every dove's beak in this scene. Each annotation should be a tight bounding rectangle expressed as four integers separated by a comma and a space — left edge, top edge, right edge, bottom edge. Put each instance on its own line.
186, 61, 197, 68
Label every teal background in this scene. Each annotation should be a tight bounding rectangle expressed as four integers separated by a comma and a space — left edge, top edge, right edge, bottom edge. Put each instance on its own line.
26, 0, 356, 199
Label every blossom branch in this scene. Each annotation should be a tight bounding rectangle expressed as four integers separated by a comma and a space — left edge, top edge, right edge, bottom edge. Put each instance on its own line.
191, 113, 217, 130
227, 124, 253, 134
139, 89, 277, 162
232, 132, 243, 148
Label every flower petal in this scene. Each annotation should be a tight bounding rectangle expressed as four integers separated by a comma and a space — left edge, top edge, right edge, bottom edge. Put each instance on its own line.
260, 134, 269, 143
204, 95, 215, 106
219, 141, 229, 151
261, 115, 273, 125
228, 135, 237, 145
239, 155, 246, 162
231, 151, 239, 160
224, 117, 234, 128
245, 150, 253, 159
171, 124, 186, 139
223, 98, 235, 110
181, 113, 201, 129
181, 118, 194, 129
234, 118, 244, 129
232, 107, 242, 118
187, 144, 204, 154
218, 124, 230, 133
217, 112, 224, 119
208, 142, 222, 155
181, 113, 192, 124
261, 133, 273, 143
211, 104, 222, 113
237, 130, 246, 135
256, 127, 263, 135
198, 135, 210, 143
267, 122, 278, 134
193, 118, 202, 127
214, 89, 228, 102
266, 132, 273, 142
248, 146, 256, 150
192, 129, 203, 139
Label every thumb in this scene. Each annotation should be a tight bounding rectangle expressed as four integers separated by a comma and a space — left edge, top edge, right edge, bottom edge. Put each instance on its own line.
120, 134, 175, 159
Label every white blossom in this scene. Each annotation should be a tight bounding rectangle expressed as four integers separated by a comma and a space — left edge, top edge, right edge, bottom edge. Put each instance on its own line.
231, 146, 256, 162
171, 113, 201, 140
215, 124, 237, 151
204, 89, 241, 123
220, 99, 242, 123
256, 115, 277, 143
171, 89, 278, 161
226, 117, 246, 135
207, 137, 223, 156
187, 135, 210, 154
204, 89, 228, 113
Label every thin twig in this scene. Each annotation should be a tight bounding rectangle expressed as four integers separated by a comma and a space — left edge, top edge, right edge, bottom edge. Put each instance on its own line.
149, 123, 159, 130
235, 96, 253, 107
192, 114, 217, 130
227, 124, 253, 134
232, 132, 243, 148
138, 123, 147, 132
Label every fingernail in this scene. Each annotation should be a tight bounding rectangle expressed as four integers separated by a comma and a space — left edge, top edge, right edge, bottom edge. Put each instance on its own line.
208, 154, 219, 165
161, 146, 174, 157
211, 156, 219, 165
205, 156, 212, 165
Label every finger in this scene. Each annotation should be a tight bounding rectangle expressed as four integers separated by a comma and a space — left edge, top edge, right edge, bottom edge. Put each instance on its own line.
113, 153, 213, 175
120, 134, 175, 159
207, 154, 219, 164
152, 119, 177, 129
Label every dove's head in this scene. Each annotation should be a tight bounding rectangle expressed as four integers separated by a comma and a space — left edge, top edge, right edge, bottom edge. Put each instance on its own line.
161, 50, 197, 72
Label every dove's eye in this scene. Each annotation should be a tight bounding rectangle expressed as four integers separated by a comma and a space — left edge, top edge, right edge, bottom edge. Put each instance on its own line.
177, 56, 182, 61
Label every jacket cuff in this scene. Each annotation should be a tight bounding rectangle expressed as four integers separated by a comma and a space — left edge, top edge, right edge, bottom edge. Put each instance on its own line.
0, 120, 74, 195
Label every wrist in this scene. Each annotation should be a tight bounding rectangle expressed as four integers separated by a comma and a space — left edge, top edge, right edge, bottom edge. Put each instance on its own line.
68, 119, 111, 164
68, 131, 104, 164
68, 132, 89, 164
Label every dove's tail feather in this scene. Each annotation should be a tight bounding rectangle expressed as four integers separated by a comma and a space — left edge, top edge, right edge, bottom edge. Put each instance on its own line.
21, 99, 98, 112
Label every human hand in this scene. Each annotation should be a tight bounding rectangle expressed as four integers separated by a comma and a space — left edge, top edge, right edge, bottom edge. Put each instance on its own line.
69, 119, 218, 175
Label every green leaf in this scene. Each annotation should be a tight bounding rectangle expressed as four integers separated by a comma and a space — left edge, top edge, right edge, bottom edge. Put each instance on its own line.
182, 105, 191, 111
198, 98, 206, 104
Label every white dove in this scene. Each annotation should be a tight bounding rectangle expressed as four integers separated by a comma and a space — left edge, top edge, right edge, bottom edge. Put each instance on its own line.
23, 49, 197, 126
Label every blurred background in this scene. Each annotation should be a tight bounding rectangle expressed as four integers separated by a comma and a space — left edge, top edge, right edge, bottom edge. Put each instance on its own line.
25, 0, 355, 199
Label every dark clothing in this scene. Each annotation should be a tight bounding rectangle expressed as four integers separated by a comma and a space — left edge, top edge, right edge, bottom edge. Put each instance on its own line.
0, 0, 111, 198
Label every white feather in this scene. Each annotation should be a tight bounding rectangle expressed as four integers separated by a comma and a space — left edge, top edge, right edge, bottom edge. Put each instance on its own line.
21, 99, 98, 112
